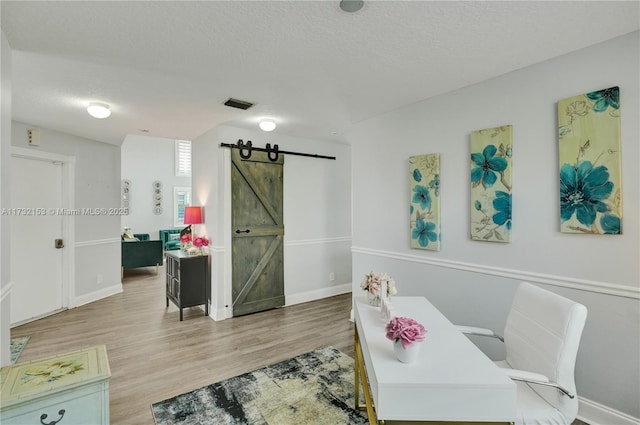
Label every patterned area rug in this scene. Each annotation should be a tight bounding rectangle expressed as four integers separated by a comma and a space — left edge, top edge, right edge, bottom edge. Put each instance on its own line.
151, 346, 368, 425
10, 336, 30, 364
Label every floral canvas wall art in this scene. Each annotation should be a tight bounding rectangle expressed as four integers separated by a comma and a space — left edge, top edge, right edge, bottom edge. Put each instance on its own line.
470, 125, 512, 243
558, 86, 622, 234
410, 153, 440, 251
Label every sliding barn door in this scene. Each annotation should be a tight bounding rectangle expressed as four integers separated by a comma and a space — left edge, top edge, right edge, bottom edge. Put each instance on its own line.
231, 150, 284, 316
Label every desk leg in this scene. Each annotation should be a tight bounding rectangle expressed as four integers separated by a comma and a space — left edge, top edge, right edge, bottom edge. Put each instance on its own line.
354, 328, 360, 410
355, 326, 381, 425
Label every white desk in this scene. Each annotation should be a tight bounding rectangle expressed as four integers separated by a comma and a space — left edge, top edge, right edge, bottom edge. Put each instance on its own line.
354, 296, 515, 424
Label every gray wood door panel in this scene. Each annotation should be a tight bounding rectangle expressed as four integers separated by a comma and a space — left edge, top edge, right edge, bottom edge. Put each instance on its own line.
231, 150, 284, 316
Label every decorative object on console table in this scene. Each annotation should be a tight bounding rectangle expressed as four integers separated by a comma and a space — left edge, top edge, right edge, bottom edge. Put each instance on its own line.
0, 345, 110, 424
183, 206, 203, 234
192, 235, 210, 255
179, 234, 210, 256
180, 233, 192, 252
165, 250, 211, 321
182, 206, 208, 255
360, 271, 397, 307
385, 316, 426, 364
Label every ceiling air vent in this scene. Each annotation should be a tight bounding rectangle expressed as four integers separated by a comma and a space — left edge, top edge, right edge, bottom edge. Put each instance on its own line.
224, 98, 254, 110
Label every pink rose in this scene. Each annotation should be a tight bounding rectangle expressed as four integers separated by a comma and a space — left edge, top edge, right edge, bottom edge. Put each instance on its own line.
180, 234, 192, 243
193, 236, 210, 248
385, 316, 426, 349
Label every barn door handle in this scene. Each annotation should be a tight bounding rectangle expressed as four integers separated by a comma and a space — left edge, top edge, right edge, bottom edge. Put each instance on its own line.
235, 229, 250, 234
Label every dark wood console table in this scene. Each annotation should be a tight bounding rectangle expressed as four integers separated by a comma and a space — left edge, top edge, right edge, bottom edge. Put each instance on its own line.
165, 251, 211, 321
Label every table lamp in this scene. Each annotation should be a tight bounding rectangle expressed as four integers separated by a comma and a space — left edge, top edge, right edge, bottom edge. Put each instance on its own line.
182, 206, 203, 236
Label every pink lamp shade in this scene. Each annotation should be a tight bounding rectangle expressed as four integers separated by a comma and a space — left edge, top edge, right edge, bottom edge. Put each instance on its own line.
183, 206, 203, 225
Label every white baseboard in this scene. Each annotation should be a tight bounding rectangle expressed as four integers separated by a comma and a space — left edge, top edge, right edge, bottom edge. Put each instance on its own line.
69, 283, 123, 308
209, 284, 352, 321
209, 306, 228, 321
285, 283, 352, 306
579, 396, 640, 425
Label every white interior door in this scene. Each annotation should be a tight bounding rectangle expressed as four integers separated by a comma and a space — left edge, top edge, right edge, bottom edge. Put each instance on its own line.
10, 156, 64, 325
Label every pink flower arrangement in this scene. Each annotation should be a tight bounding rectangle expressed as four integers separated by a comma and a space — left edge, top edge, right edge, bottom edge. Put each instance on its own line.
180, 234, 192, 243
193, 236, 210, 248
360, 272, 398, 297
385, 316, 426, 349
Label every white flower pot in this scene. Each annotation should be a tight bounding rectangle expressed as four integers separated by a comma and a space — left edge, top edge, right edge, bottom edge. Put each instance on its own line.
393, 339, 421, 364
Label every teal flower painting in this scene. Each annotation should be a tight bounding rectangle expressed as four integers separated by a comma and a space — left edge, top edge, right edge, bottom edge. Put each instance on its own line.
409, 154, 440, 251
492, 191, 512, 231
412, 219, 438, 248
412, 185, 432, 211
470, 125, 513, 243
471, 145, 508, 189
558, 86, 622, 234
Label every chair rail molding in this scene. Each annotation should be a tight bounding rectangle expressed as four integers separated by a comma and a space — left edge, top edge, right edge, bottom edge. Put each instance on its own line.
352, 247, 639, 300
285, 236, 351, 247
75, 237, 121, 248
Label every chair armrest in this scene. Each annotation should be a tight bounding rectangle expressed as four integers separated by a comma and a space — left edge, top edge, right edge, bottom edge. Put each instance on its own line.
456, 325, 504, 342
500, 367, 549, 383
499, 367, 575, 399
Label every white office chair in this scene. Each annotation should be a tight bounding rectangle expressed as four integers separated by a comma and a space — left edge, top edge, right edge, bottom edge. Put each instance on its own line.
458, 282, 588, 425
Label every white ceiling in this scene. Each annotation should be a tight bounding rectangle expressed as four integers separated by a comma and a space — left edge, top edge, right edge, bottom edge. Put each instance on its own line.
2, 1, 638, 146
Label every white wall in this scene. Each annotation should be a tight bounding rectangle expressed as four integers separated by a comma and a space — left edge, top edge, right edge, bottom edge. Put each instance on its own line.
120, 135, 191, 238
0, 31, 13, 366
192, 124, 352, 319
11, 122, 122, 305
349, 31, 639, 423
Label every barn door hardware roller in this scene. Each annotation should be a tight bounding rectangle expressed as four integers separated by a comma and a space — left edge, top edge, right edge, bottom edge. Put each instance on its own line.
220, 140, 336, 161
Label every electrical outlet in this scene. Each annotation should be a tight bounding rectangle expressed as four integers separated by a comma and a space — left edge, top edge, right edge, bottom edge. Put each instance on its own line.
329, 272, 335, 281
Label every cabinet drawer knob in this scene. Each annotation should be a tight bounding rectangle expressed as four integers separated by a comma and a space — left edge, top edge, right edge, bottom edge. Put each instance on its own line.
40, 409, 66, 425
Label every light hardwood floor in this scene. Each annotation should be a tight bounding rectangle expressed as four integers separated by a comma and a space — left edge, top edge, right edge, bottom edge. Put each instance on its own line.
11, 266, 355, 425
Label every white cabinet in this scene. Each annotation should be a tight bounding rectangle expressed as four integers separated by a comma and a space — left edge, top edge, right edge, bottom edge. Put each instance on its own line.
1, 345, 110, 424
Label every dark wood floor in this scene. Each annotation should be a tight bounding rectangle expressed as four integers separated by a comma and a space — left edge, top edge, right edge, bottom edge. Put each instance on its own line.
11, 266, 355, 425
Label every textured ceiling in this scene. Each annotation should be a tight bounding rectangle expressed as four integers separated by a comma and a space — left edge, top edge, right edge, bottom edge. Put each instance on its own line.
2, 1, 639, 145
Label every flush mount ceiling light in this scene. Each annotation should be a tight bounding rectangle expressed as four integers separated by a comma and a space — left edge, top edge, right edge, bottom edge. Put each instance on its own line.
87, 102, 111, 119
340, 0, 363, 13
259, 119, 277, 132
